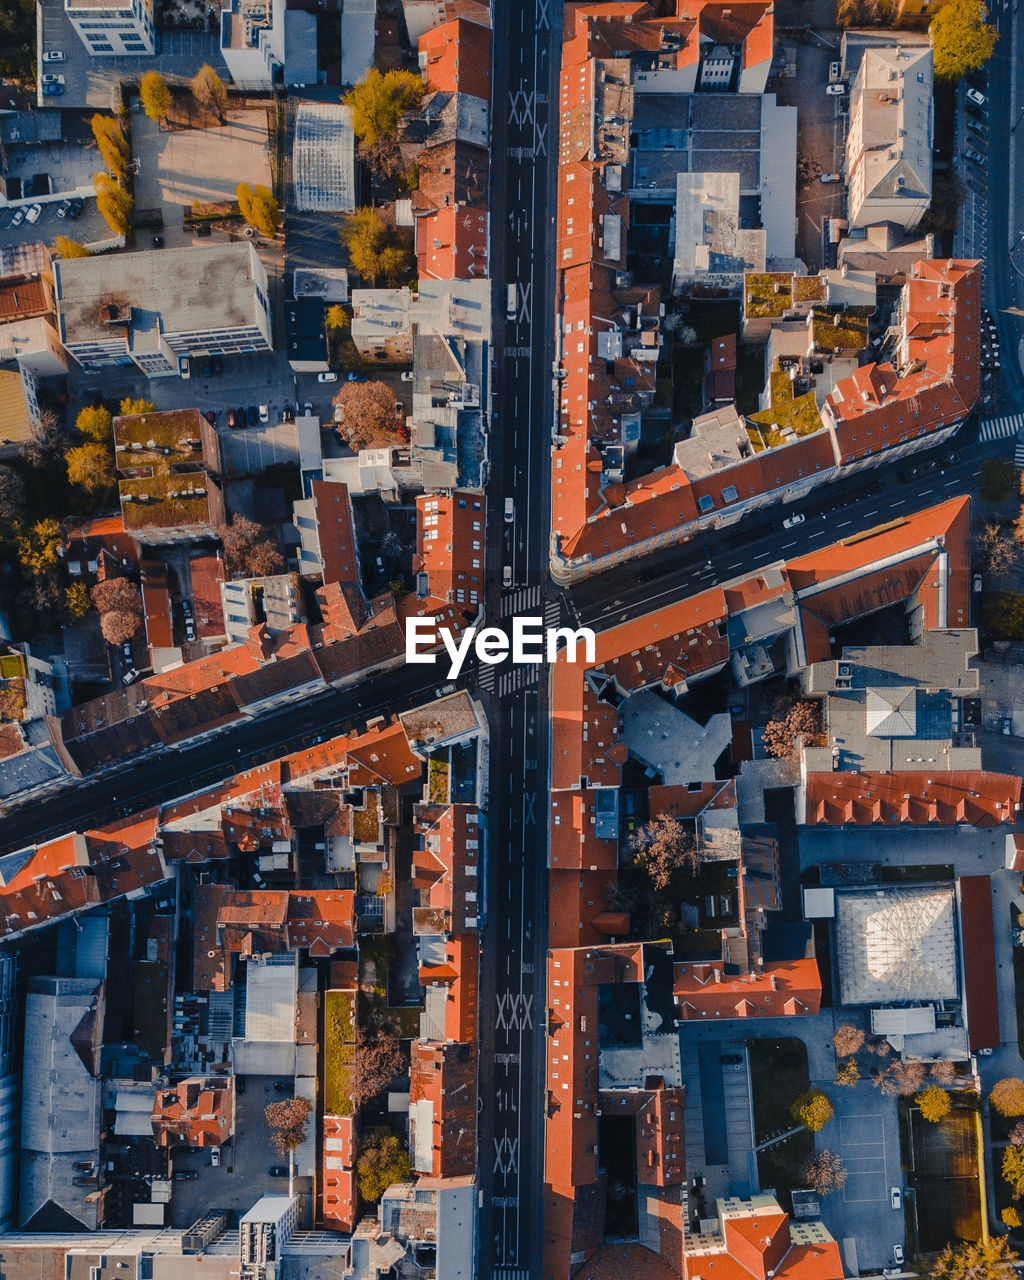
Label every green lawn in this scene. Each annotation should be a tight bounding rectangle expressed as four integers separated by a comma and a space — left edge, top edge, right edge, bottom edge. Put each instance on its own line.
748, 1038, 815, 1210
324, 989, 356, 1117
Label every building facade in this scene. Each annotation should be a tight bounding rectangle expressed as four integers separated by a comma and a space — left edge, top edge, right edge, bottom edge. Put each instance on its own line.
64, 0, 155, 57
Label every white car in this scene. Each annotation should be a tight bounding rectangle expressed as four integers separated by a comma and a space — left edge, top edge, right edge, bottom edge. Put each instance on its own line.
10, 208, 24, 227
122, 667, 139, 686
41, 72, 64, 85
24, 204, 41, 224
400, 371, 414, 381
819, 173, 841, 184
317, 371, 338, 383
503, 565, 513, 588
890, 1187, 902, 1211
42, 50, 65, 62
504, 497, 514, 523
966, 86, 986, 106
258, 403, 269, 423
826, 83, 846, 96
782, 513, 805, 529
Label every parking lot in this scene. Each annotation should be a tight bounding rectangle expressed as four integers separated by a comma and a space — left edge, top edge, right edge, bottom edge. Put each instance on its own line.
167, 1074, 313, 1227
37, 0, 227, 110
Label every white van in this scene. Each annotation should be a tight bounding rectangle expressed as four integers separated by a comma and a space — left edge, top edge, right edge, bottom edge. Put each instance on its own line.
506, 283, 517, 321
504, 497, 514, 523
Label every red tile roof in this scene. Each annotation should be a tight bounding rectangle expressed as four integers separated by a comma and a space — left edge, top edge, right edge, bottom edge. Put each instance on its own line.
416, 204, 488, 280
189, 551, 225, 639
409, 1040, 477, 1176
418, 17, 492, 100
312, 480, 361, 589
958, 874, 1000, 1052
414, 491, 485, 608
151, 1076, 233, 1148
140, 560, 174, 650
322, 1114, 356, 1231
674, 958, 822, 1019
804, 770, 1022, 826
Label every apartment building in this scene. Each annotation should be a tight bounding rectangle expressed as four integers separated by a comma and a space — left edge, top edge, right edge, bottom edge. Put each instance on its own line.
65, 0, 155, 56
846, 43, 933, 230
55, 243, 272, 376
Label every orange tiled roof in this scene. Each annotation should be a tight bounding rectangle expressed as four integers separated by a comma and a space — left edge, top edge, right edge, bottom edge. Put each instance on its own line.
804, 770, 1022, 826
418, 17, 491, 100
674, 958, 822, 1019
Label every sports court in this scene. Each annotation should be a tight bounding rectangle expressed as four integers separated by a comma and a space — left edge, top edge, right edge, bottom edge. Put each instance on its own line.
837, 1111, 889, 1203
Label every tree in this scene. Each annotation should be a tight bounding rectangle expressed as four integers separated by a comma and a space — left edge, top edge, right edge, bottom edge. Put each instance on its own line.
0, 465, 25, 522
790, 1088, 833, 1132
67, 442, 115, 494
264, 1097, 311, 1156
832, 1025, 865, 1058
139, 71, 171, 124
23, 409, 66, 468
190, 63, 227, 121
1005, 1146, 1024, 1199
65, 582, 92, 621
992, 1078, 1024, 1117
1003, 1207, 1022, 1230
916, 1084, 952, 1123
76, 404, 114, 444
51, 235, 90, 259
344, 68, 423, 146
763, 700, 822, 761
91, 577, 143, 618
1010, 1122, 1024, 1147
978, 457, 1020, 503
16, 518, 62, 577
876, 1058, 926, 1097
99, 608, 140, 645
923, 1237, 1019, 1280
341, 207, 410, 286
931, 1060, 958, 1085
628, 814, 701, 888
979, 522, 1019, 578
349, 1030, 404, 1108
931, 0, 998, 81
91, 113, 131, 178
326, 304, 349, 330
218, 515, 284, 578
802, 1149, 847, 1196
356, 1127, 411, 1202
357, 134, 404, 179
333, 379, 404, 451
835, 1058, 860, 1087
94, 172, 133, 236
236, 182, 281, 237
119, 397, 156, 415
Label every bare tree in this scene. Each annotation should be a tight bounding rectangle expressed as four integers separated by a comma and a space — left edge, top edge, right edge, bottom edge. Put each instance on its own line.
802, 1149, 848, 1195
763, 700, 822, 761
628, 814, 701, 888
0, 465, 25, 521
264, 1097, 312, 1155
218, 516, 284, 578
979, 522, 1020, 578
930, 1060, 957, 1085
875, 1058, 926, 1097
349, 1030, 405, 1108
333, 381, 405, 451
832, 1025, 865, 1058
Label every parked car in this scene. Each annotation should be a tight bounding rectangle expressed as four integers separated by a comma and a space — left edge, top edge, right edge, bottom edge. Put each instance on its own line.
226, 409, 237, 428
9, 208, 24, 227
202, 361, 212, 378
302, 401, 313, 417
212, 355, 223, 375
246, 405, 257, 426
782, 513, 805, 529
966, 114, 985, 134
42, 82, 63, 95
964, 147, 985, 166
435, 684, 456, 698
400, 370, 414, 381
185, 619, 196, 642
268, 1166, 289, 1178
173, 1170, 199, 1181
504, 497, 515, 523
182, 600, 193, 619
828, 61, 841, 80
210, 1148, 220, 1167
973, 573, 983, 592
122, 668, 139, 685
122, 641, 133, 661
826, 82, 846, 95
318, 371, 338, 383
720, 1053, 743, 1065
819, 172, 841, 183
41, 72, 64, 85
890, 1187, 902, 1211
1003, 716, 1014, 736
24, 204, 41, 224
282, 404, 294, 423
893, 1246, 905, 1266
258, 403, 269, 423
345, 371, 364, 381
204, 410, 216, 426
42, 50, 66, 61
68, 197, 85, 219
179, 356, 190, 379
503, 565, 513, 588
235, 1077, 246, 1094
967, 86, 986, 106
56, 199, 72, 219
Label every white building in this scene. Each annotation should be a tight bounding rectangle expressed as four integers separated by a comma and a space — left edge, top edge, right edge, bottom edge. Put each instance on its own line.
219, 0, 317, 89
54, 243, 272, 376
65, 0, 155, 56
846, 44, 933, 230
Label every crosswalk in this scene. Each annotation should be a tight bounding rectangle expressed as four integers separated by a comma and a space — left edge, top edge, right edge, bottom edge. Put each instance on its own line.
492, 1271, 531, 1280
500, 585, 543, 617
978, 413, 1024, 443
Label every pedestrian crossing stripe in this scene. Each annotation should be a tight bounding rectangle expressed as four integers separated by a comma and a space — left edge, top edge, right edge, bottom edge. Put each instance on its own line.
492, 1271, 531, 1279
978, 413, 1024, 443
500, 586, 542, 617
